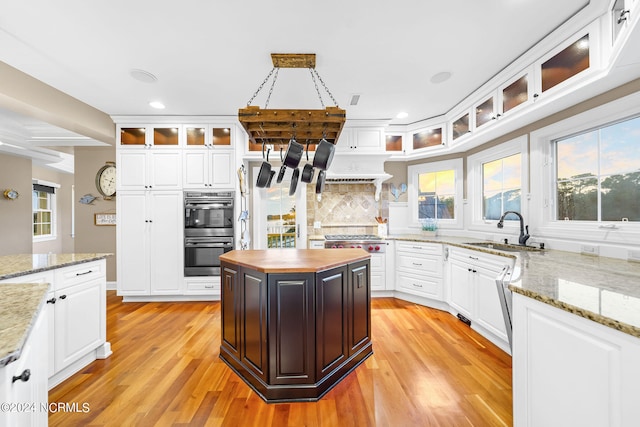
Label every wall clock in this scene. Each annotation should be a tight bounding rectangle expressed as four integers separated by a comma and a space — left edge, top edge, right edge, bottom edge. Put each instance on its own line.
95, 161, 116, 200
3, 189, 19, 200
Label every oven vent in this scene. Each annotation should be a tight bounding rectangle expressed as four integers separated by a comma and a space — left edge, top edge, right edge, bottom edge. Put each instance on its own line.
324, 177, 377, 184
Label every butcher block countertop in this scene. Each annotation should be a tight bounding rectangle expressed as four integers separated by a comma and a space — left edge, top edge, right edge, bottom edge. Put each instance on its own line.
220, 249, 370, 273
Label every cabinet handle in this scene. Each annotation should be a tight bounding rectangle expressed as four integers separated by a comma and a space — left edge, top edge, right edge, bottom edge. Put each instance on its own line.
472, 269, 477, 273
76, 270, 93, 276
411, 283, 423, 288
46, 297, 56, 304
468, 256, 478, 260
12, 369, 31, 383
59, 294, 67, 300
412, 262, 422, 266
412, 246, 423, 250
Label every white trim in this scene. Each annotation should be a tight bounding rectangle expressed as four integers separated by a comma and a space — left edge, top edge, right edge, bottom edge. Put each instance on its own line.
467, 135, 529, 235
530, 90, 640, 246
407, 158, 464, 230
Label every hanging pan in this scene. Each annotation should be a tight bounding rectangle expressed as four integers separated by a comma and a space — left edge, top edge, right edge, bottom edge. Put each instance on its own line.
301, 140, 315, 183
265, 170, 276, 188
256, 142, 272, 188
316, 170, 326, 194
283, 138, 304, 169
313, 138, 335, 171
276, 145, 286, 184
289, 167, 300, 196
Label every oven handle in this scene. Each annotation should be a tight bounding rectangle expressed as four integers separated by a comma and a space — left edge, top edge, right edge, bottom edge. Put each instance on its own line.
185, 202, 232, 209
185, 241, 233, 248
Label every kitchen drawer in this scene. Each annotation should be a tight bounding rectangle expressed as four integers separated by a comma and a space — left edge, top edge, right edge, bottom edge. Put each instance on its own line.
184, 277, 221, 295
396, 271, 442, 300
396, 253, 442, 276
54, 260, 104, 290
396, 241, 442, 256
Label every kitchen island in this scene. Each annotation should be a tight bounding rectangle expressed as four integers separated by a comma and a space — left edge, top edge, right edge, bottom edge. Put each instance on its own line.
219, 249, 371, 402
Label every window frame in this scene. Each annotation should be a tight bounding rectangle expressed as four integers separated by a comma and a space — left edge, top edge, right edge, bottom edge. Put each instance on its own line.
408, 158, 464, 230
530, 90, 640, 243
32, 180, 59, 242
467, 135, 529, 233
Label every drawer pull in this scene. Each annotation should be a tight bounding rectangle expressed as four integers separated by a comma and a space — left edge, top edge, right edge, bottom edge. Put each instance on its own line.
412, 262, 423, 266
468, 256, 479, 260
412, 246, 423, 250
46, 297, 56, 304
59, 294, 67, 300
204, 285, 215, 289
12, 369, 31, 383
412, 283, 423, 288
76, 270, 93, 276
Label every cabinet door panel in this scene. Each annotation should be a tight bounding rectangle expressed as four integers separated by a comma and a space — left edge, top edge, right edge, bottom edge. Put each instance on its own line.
55, 279, 103, 371
211, 151, 233, 188
117, 192, 149, 295
349, 262, 371, 356
221, 265, 240, 358
242, 271, 268, 380
149, 192, 183, 294
183, 151, 208, 188
117, 151, 147, 190
475, 267, 508, 340
449, 260, 473, 317
316, 266, 347, 377
268, 274, 314, 384
149, 151, 182, 189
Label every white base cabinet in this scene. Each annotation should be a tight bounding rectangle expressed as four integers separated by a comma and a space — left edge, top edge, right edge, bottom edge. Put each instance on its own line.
447, 247, 513, 352
513, 293, 640, 427
395, 241, 444, 300
0, 308, 48, 427
117, 190, 183, 296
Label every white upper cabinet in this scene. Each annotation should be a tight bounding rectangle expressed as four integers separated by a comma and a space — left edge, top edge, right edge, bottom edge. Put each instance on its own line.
336, 127, 385, 152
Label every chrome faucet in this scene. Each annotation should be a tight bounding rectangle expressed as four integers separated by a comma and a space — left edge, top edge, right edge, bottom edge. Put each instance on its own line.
497, 211, 530, 246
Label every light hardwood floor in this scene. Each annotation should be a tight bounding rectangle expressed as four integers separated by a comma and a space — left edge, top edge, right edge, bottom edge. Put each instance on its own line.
48, 292, 512, 426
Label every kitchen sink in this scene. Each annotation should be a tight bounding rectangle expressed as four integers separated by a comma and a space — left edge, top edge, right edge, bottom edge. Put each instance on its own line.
463, 242, 544, 252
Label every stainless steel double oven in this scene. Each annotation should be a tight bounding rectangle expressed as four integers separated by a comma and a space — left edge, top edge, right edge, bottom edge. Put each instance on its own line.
184, 191, 234, 276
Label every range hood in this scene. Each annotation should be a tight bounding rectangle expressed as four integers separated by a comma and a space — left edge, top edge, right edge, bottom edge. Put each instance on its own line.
325, 153, 392, 200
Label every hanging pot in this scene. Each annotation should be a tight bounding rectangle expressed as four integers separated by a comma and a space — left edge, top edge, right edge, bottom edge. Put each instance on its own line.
315, 170, 326, 194
265, 170, 276, 188
255, 143, 272, 188
289, 167, 300, 196
283, 138, 304, 169
312, 138, 335, 171
301, 163, 315, 183
276, 165, 287, 184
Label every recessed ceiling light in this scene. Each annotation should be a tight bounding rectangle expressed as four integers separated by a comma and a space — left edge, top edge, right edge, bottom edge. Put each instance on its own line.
149, 101, 165, 109
430, 71, 452, 84
130, 69, 158, 83
396, 111, 409, 119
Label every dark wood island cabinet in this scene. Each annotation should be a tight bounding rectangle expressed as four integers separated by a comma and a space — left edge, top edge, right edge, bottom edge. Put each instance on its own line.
219, 249, 372, 402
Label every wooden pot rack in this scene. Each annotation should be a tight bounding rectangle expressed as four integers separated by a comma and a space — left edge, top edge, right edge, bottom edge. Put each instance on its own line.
238, 53, 346, 150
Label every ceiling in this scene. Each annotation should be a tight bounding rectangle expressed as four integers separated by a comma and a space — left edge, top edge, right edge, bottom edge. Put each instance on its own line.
0, 0, 621, 148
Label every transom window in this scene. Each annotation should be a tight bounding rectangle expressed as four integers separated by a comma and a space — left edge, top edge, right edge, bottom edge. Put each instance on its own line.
554, 115, 640, 222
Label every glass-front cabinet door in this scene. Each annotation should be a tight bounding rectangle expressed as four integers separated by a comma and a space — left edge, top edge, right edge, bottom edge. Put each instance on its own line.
184, 125, 233, 148
252, 167, 307, 249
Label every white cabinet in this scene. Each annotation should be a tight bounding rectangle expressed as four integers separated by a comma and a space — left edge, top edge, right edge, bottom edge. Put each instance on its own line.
117, 149, 182, 190
117, 191, 183, 296
447, 247, 513, 349
512, 293, 640, 427
308, 239, 325, 249
395, 241, 443, 300
370, 251, 386, 292
0, 308, 48, 427
183, 150, 233, 189
336, 127, 385, 152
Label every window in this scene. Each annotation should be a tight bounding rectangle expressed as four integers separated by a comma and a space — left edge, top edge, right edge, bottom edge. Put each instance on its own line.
408, 159, 463, 229
483, 153, 522, 220
33, 183, 56, 239
554, 115, 640, 222
467, 136, 528, 230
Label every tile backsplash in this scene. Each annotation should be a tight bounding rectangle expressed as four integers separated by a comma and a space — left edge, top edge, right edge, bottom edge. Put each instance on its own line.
306, 183, 389, 237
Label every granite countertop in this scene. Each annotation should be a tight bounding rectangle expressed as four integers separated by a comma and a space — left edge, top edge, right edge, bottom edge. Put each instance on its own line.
0, 283, 49, 366
0, 253, 110, 281
220, 248, 370, 273
388, 234, 640, 339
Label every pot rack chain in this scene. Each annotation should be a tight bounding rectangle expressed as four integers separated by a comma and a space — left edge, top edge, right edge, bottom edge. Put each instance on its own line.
246, 67, 277, 106
310, 67, 339, 107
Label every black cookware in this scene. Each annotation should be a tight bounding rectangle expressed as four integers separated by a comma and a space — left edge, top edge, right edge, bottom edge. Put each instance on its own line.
276, 165, 286, 184
289, 167, 300, 196
283, 138, 304, 169
313, 138, 335, 171
315, 170, 325, 194
301, 163, 315, 183
255, 143, 272, 188
265, 170, 276, 188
